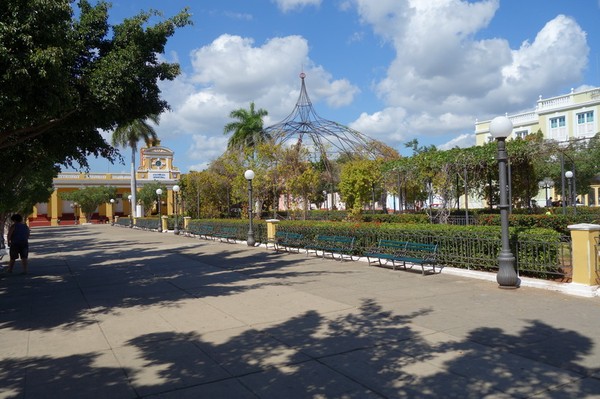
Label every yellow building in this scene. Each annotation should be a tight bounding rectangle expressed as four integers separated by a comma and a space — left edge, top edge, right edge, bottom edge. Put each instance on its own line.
476, 87, 600, 145
475, 86, 600, 205
30, 144, 181, 227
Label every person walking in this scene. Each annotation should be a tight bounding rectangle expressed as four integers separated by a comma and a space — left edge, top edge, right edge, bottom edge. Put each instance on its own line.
7, 214, 30, 275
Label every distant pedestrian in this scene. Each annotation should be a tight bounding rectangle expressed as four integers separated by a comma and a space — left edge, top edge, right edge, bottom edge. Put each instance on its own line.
7, 214, 30, 274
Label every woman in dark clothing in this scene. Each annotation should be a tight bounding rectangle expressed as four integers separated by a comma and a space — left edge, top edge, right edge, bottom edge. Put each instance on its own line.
7, 214, 30, 274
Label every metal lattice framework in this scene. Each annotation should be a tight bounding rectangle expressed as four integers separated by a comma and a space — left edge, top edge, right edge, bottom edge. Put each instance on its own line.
263, 73, 379, 161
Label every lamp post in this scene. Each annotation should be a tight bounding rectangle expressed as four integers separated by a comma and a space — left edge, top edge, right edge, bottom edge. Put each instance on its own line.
538, 177, 554, 207
490, 116, 519, 288
156, 188, 163, 232
371, 182, 376, 214
244, 169, 256, 247
565, 170, 575, 213
172, 185, 180, 235
127, 195, 133, 228
110, 198, 115, 225
71, 202, 79, 225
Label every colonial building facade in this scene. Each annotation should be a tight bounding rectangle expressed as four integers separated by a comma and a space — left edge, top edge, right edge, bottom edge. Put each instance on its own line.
475, 86, 600, 205
30, 144, 181, 226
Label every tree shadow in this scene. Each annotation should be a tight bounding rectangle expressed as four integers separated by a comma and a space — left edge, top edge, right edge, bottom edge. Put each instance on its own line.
0, 226, 354, 332
2, 226, 600, 397
2, 294, 599, 397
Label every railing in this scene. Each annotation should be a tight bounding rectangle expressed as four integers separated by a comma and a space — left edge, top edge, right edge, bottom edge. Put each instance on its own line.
516, 235, 571, 281
184, 220, 268, 243
444, 215, 477, 226
110, 219, 572, 282
115, 217, 132, 227
275, 226, 572, 281
537, 94, 573, 111
509, 112, 537, 125
134, 218, 161, 231
56, 172, 131, 180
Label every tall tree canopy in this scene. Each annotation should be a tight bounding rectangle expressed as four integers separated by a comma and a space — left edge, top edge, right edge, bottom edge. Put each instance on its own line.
0, 0, 190, 226
112, 115, 160, 215
223, 102, 270, 152
0, 0, 191, 157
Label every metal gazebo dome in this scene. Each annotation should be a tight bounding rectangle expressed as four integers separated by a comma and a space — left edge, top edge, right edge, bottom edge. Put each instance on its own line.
263, 72, 380, 160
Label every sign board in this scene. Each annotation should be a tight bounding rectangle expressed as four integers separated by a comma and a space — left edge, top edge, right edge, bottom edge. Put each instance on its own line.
150, 173, 168, 180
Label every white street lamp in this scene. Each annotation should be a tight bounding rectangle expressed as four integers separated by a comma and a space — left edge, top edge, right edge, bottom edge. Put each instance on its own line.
71, 202, 79, 225
127, 195, 133, 228
538, 177, 554, 207
156, 188, 163, 232
565, 170, 575, 212
490, 116, 519, 288
173, 185, 180, 235
244, 170, 256, 246
110, 198, 115, 225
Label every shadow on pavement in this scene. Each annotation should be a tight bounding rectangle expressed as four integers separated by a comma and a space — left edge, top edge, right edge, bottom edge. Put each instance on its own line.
1, 226, 599, 397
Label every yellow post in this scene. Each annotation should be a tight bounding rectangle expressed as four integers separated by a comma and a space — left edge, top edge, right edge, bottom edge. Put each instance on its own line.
266, 219, 279, 249
184, 216, 191, 230
161, 215, 168, 232
107, 202, 114, 223
568, 223, 600, 286
50, 190, 60, 226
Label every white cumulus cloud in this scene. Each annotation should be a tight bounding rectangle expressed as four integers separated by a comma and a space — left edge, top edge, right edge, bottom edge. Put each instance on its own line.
272, 0, 321, 13
346, 0, 589, 149
155, 33, 360, 171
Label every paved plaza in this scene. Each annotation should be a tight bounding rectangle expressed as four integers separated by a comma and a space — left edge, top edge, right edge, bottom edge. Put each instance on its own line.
1, 225, 600, 398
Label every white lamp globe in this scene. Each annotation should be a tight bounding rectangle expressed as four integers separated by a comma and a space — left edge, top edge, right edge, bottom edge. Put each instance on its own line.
489, 116, 513, 139
244, 169, 255, 180
156, 188, 163, 195
173, 185, 180, 192
565, 171, 573, 179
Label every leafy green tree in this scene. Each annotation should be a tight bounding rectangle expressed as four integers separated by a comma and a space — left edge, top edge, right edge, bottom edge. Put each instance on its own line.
0, 0, 191, 157
338, 159, 383, 219
532, 133, 600, 204
112, 115, 159, 216
181, 172, 202, 219
137, 182, 167, 216
286, 162, 321, 220
0, 0, 190, 226
223, 102, 270, 152
0, 156, 58, 230
61, 186, 117, 222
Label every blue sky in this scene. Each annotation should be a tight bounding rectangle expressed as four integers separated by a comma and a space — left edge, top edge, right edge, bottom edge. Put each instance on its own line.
87, 0, 600, 173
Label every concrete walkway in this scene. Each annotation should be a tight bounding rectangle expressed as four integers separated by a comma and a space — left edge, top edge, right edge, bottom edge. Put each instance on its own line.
1, 225, 600, 398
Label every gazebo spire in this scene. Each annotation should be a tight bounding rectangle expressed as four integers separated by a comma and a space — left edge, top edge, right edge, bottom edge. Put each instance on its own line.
264, 72, 378, 159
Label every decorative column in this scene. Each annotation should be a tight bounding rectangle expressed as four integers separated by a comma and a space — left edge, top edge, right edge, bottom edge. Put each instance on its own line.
266, 219, 279, 249
490, 116, 519, 288
568, 224, 600, 287
50, 189, 60, 226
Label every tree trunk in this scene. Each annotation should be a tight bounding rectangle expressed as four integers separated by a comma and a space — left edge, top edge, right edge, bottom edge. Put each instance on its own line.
130, 146, 137, 217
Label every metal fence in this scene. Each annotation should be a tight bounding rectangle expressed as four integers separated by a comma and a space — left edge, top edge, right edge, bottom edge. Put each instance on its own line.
276, 226, 573, 281
515, 235, 572, 281
111, 219, 572, 282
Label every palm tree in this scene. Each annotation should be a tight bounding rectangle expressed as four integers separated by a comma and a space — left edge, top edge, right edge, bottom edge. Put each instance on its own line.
112, 115, 159, 217
223, 102, 269, 152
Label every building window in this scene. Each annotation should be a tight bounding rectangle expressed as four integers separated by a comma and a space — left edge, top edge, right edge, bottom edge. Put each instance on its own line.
576, 111, 594, 137
515, 130, 528, 139
549, 116, 567, 141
